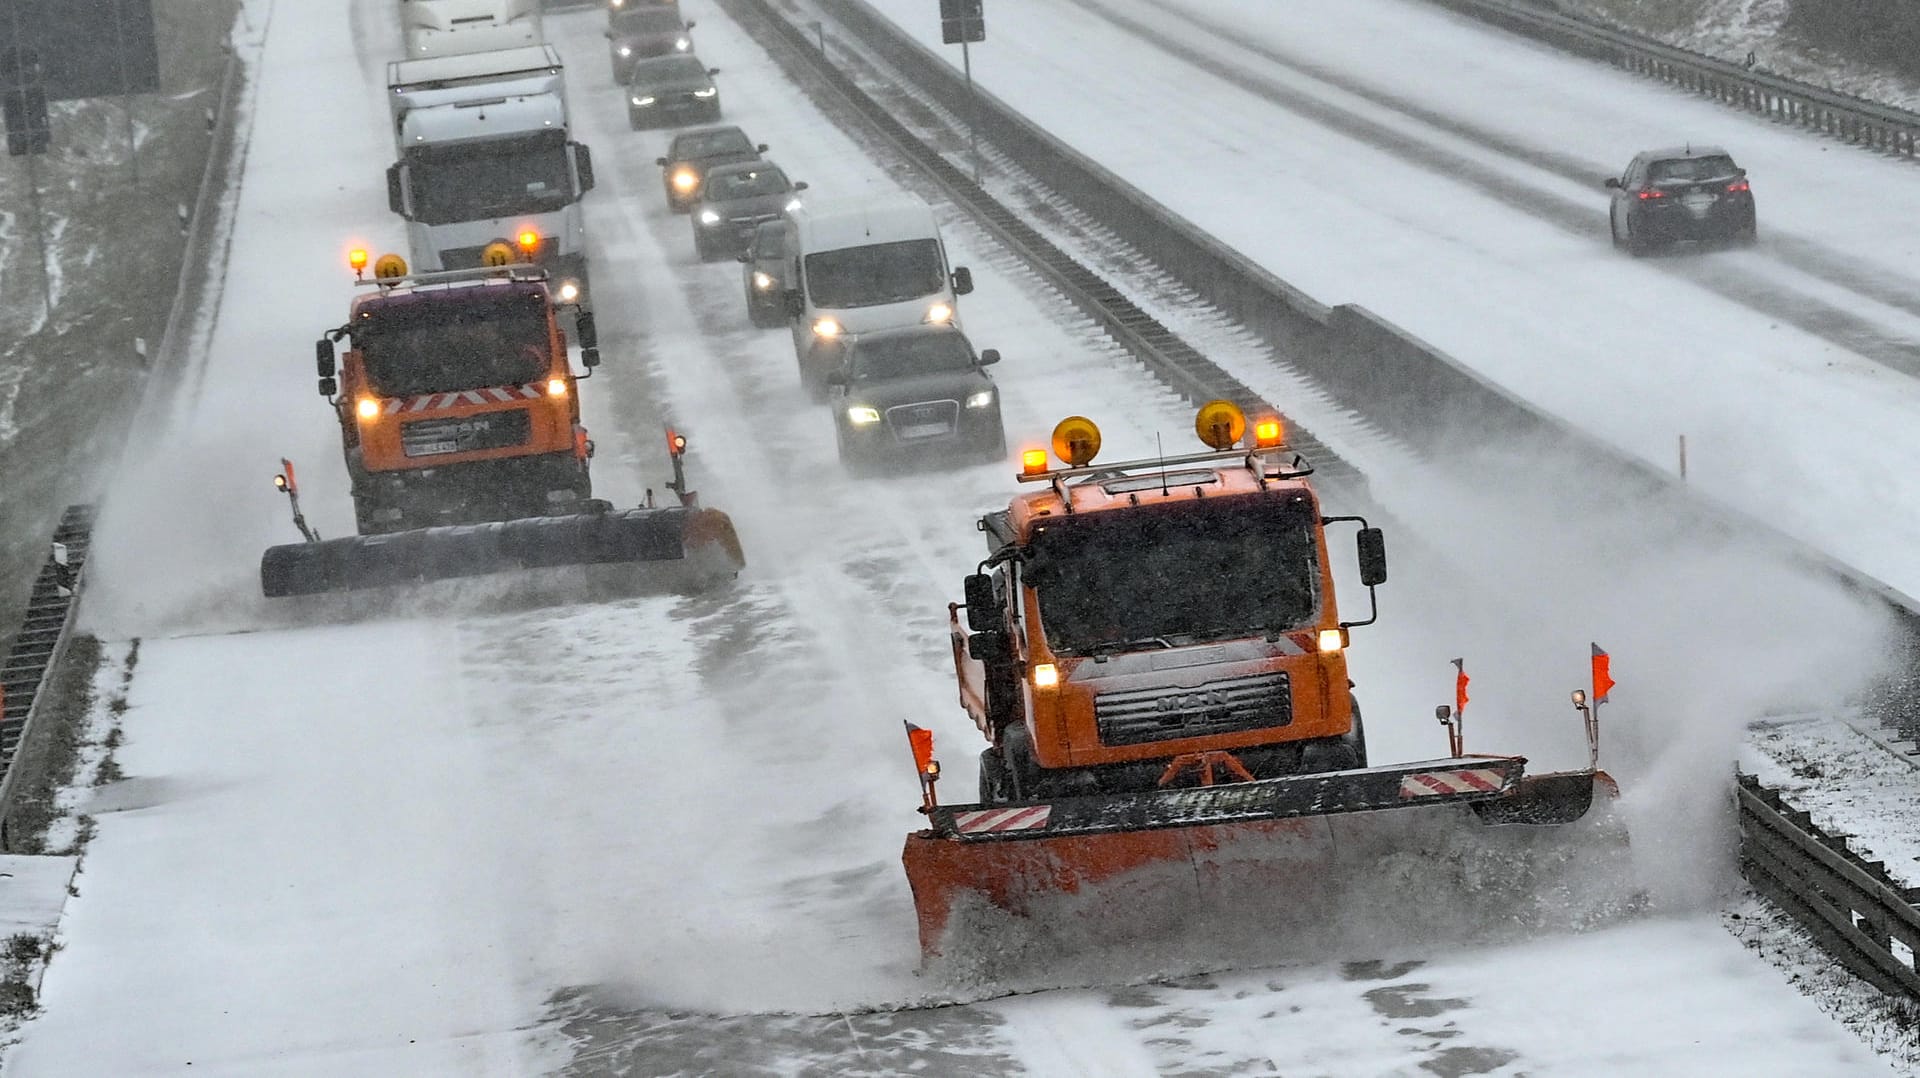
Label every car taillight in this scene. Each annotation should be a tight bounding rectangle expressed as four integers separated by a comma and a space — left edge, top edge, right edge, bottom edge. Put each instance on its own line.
1637, 189, 1666, 200
1726, 179, 1751, 193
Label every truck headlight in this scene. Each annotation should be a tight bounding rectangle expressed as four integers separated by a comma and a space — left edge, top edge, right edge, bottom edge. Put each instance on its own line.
812, 317, 841, 338
693, 86, 717, 98
632, 95, 655, 107
356, 397, 381, 420
925, 302, 953, 324
698, 209, 721, 225
846, 406, 881, 425
618, 45, 633, 57
965, 390, 995, 409
752, 271, 774, 290
557, 281, 581, 303
1032, 663, 1059, 688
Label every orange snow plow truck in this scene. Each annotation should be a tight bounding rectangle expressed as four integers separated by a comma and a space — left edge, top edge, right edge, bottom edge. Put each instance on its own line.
901, 402, 1622, 957
259, 247, 743, 597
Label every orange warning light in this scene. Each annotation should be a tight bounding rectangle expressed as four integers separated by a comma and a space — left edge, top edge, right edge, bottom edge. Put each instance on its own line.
348, 248, 369, 275
667, 429, 688, 457
1254, 418, 1283, 447
1021, 448, 1048, 475
517, 230, 541, 252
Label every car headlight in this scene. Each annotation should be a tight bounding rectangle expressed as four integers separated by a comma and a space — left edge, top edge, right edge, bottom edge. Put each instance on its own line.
698, 209, 721, 225
671, 169, 698, 191
692, 86, 717, 98
752, 271, 775, 290
632, 95, 655, 107
675, 38, 690, 50
812, 317, 841, 338
784, 198, 802, 212
965, 390, 995, 409
846, 406, 881, 425
618, 45, 633, 57
925, 302, 953, 324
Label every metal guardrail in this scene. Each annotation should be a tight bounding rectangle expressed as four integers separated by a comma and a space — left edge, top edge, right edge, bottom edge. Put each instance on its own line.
1737, 774, 1920, 1000
1428, 0, 1920, 158
0, 506, 94, 839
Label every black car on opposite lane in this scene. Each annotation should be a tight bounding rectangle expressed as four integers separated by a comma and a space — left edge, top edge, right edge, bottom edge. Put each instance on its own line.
827, 325, 1005, 471
739, 220, 790, 327
690, 162, 804, 261
1605, 146, 1756, 255
657, 126, 765, 213
627, 55, 720, 130
608, 6, 693, 82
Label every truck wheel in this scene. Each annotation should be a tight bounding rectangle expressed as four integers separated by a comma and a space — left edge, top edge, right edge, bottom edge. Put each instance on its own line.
1345, 694, 1369, 769
978, 748, 1014, 804
999, 723, 1049, 801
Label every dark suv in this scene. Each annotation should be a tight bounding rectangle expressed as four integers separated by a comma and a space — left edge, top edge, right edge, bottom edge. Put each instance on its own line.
827, 325, 1005, 471
1605, 146, 1756, 255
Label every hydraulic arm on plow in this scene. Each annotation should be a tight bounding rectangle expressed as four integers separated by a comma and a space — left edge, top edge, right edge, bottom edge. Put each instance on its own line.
258, 248, 743, 598
900, 402, 1623, 959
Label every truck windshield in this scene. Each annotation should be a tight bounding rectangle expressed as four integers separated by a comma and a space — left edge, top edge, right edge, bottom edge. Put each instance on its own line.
1025, 495, 1320, 655
406, 133, 574, 225
804, 239, 945, 309
356, 290, 552, 397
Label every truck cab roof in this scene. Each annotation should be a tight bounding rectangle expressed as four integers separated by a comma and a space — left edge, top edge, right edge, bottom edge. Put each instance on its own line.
387, 44, 561, 89
399, 90, 565, 146
1004, 455, 1315, 544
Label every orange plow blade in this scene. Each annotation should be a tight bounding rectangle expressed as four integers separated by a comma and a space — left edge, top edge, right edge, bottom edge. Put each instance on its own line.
904, 759, 1627, 963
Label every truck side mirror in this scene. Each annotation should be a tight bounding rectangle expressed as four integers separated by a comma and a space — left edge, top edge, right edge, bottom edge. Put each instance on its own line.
575, 311, 598, 349
967, 629, 1008, 663
964, 572, 1000, 631
1356, 527, 1387, 587
581, 347, 601, 369
318, 376, 337, 398
386, 163, 410, 219
783, 290, 805, 317
572, 143, 596, 193
315, 339, 336, 379
978, 348, 1000, 366
951, 266, 974, 295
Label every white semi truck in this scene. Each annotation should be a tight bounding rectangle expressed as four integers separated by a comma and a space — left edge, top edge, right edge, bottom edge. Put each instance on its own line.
384, 45, 596, 302
399, 0, 543, 58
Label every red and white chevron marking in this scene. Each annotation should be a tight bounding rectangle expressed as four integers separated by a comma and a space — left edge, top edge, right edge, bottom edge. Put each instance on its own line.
1398, 768, 1506, 799
952, 805, 1052, 834
383, 384, 543, 416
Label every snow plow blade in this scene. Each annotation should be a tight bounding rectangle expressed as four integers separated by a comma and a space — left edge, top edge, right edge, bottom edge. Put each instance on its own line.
259, 505, 743, 598
903, 757, 1621, 959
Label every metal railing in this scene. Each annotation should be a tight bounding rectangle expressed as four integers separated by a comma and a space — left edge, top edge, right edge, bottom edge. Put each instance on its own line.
1428, 0, 1920, 158
1738, 774, 1920, 999
0, 506, 94, 839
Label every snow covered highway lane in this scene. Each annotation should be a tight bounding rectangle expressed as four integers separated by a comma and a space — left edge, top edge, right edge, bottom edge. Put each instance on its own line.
2, 0, 1912, 1072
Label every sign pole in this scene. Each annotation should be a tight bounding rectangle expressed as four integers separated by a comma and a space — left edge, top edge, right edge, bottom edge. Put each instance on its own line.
961, 39, 979, 183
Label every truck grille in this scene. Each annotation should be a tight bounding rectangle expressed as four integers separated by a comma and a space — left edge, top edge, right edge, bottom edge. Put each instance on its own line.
1095, 672, 1292, 747
885, 399, 959, 441
401, 409, 532, 458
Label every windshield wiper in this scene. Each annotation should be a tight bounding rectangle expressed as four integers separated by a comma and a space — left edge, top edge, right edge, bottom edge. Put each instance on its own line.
1086, 636, 1178, 659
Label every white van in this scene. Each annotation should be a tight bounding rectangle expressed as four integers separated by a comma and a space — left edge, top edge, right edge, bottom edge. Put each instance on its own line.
401, 0, 543, 58
781, 198, 973, 398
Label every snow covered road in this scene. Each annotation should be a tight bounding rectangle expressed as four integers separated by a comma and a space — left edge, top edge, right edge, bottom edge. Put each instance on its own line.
0, 0, 1908, 1072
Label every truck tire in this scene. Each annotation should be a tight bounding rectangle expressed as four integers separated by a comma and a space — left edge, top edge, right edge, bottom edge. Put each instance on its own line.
978, 748, 1013, 804
999, 722, 1050, 802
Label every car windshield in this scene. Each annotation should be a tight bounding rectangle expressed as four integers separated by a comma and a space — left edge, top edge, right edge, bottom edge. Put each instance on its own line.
673, 129, 751, 159
1648, 156, 1738, 183
633, 56, 705, 83
804, 238, 945, 309
612, 9, 681, 31
1025, 495, 1321, 655
703, 166, 789, 200
850, 332, 973, 380
405, 133, 572, 225
357, 291, 552, 397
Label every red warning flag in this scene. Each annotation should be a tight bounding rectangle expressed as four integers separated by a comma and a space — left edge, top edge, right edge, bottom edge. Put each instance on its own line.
1452, 658, 1469, 715
1591, 643, 1616, 704
905, 722, 935, 774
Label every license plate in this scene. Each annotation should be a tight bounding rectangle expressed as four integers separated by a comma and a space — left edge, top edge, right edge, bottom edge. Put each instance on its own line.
411, 440, 460, 455
898, 422, 950, 440
1682, 193, 1715, 214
